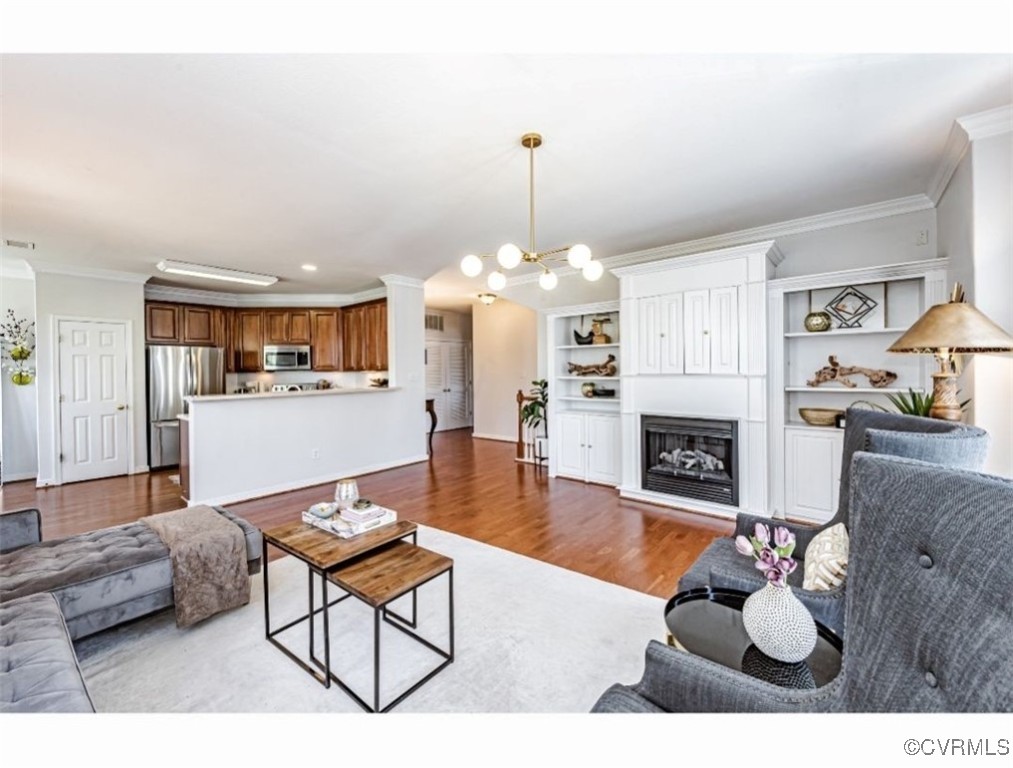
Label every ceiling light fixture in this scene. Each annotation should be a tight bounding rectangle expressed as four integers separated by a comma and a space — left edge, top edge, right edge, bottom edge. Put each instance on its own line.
301, 264, 318, 272
477, 293, 497, 305
156, 259, 278, 287
459, 133, 602, 292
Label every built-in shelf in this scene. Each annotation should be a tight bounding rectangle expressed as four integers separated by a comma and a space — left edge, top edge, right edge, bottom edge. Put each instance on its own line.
784, 386, 923, 394
555, 343, 621, 350
557, 396, 619, 403
555, 375, 621, 381
785, 422, 845, 433
783, 327, 909, 338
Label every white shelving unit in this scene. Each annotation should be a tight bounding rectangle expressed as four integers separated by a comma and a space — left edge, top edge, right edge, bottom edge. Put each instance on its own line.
544, 301, 622, 486
768, 259, 949, 522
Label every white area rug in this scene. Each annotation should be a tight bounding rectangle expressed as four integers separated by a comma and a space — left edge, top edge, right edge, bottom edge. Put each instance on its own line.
75, 525, 665, 712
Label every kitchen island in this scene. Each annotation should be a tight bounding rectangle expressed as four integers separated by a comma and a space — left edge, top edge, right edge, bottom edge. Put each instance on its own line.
182, 386, 428, 506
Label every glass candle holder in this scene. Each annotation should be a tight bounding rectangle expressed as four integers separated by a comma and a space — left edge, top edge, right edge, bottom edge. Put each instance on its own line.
334, 478, 359, 510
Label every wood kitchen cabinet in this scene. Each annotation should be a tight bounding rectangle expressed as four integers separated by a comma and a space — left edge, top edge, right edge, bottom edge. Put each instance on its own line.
264, 310, 312, 345
342, 304, 366, 371
342, 300, 388, 371
365, 300, 388, 371
234, 310, 264, 371
182, 305, 215, 345
145, 303, 182, 344
310, 310, 342, 371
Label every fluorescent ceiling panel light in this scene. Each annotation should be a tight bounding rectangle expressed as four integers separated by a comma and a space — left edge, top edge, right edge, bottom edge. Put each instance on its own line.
156, 259, 278, 286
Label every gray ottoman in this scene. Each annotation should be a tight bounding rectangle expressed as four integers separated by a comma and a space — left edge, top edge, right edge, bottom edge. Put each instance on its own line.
0, 593, 95, 713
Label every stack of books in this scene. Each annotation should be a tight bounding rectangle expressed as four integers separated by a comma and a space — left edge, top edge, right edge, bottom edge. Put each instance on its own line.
301, 503, 397, 539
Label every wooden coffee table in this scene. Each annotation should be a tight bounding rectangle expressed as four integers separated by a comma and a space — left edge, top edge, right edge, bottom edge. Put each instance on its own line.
327, 540, 454, 712
261, 519, 418, 688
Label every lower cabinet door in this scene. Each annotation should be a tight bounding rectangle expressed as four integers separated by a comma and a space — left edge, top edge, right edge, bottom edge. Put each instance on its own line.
784, 427, 843, 522
586, 414, 620, 486
556, 412, 587, 480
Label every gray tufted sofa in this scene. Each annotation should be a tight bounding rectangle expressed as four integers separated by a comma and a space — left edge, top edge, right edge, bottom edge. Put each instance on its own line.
592, 453, 1013, 713
0, 506, 262, 640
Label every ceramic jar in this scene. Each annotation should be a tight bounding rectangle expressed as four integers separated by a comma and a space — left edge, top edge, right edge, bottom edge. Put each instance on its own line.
742, 582, 818, 663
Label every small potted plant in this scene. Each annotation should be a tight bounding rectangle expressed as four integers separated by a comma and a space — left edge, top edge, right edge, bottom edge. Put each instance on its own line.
735, 523, 817, 663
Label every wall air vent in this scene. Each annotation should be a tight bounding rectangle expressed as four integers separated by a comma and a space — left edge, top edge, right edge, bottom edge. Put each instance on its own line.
425, 313, 445, 332
4, 240, 35, 249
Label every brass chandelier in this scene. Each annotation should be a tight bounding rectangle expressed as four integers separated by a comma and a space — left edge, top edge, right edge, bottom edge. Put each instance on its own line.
460, 133, 603, 291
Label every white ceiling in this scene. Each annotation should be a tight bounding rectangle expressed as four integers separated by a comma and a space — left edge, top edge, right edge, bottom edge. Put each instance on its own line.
1, 54, 1010, 309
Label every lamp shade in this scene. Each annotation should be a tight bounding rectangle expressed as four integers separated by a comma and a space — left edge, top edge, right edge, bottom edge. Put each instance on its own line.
888, 302, 1013, 354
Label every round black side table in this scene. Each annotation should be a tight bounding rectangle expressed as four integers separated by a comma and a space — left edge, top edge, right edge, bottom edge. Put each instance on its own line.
665, 587, 843, 689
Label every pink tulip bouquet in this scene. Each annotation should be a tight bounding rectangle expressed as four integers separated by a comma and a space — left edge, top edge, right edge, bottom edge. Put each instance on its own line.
735, 524, 798, 587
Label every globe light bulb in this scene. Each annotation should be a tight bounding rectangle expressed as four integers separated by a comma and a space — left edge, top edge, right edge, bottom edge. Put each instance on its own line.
488, 270, 507, 291
497, 243, 523, 270
538, 270, 558, 290
567, 244, 592, 269
582, 260, 604, 281
460, 254, 483, 277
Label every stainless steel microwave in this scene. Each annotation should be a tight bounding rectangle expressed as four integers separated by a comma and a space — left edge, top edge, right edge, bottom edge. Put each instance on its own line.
264, 345, 311, 371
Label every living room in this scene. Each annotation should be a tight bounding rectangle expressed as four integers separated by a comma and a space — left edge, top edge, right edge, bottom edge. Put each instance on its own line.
2, 3, 1012, 768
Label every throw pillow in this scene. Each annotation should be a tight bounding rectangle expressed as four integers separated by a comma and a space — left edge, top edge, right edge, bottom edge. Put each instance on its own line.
803, 523, 849, 592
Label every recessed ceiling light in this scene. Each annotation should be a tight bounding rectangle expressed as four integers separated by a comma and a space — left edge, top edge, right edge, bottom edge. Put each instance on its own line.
301, 264, 318, 272
156, 259, 278, 287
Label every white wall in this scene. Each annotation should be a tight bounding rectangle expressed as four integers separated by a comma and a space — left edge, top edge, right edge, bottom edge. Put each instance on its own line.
969, 134, 1013, 476
472, 299, 537, 441
425, 307, 472, 342
0, 275, 39, 481
33, 272, 148, 485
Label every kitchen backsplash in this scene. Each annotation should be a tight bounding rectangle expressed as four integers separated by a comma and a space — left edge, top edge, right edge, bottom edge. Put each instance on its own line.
225, 370, 388, 393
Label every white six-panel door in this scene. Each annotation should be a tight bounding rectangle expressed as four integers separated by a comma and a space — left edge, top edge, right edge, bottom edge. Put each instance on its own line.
58, 320, 130, 483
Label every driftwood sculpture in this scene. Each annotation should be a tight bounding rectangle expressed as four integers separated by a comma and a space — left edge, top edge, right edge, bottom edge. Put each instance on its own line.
567, 354, 618, 377
806, 355, 897, 389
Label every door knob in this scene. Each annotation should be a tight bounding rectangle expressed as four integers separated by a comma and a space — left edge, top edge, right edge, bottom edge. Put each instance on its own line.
117, 405, 127, 411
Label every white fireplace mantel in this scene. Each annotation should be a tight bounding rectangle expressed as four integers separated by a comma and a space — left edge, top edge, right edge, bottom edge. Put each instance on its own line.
611, 240, 782, 520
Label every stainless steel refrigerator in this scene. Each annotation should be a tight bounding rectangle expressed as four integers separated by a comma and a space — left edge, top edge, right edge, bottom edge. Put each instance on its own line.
148, 345, 226, 469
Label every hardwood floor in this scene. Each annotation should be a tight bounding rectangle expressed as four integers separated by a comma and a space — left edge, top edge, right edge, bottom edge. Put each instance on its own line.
0, 429, 730, 598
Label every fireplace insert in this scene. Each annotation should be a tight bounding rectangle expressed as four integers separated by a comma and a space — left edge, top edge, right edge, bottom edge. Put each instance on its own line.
641, 415, 738, 506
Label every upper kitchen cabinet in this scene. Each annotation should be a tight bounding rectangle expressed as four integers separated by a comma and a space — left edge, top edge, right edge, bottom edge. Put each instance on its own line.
264, 310, 312, 345
234, 310, 264, 372
182, 305, 215, 345
342, 299, 388, 371
310, 309, 342, 371
145, 303, 182, 344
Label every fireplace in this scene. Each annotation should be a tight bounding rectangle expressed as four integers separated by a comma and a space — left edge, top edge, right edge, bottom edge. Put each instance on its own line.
641, 415, 739, 506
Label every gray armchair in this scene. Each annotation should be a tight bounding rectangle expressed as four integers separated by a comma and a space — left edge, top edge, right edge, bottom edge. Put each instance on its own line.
678, 408, 989, 635
594, 453, 1013, 712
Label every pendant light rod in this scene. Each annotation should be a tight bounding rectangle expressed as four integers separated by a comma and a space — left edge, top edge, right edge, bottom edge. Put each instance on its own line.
529, 134, 536, 256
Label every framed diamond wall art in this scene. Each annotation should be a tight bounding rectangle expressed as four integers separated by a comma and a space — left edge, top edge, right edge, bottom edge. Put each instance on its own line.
812, 283, 885, 330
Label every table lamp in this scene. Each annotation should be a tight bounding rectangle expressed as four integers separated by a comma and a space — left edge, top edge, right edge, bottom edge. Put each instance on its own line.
887, 283, 1013, 421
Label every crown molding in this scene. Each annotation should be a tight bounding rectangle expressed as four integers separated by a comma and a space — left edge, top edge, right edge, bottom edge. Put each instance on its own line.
144, 283, 387, 307
0, 257, 34, 280
540, 300, 620, 318
505, 194, 930, 287
27, 260, 150, 285
926, 121, 971, 205
611, 240, 783, 277
768, 257, 949, 293
957, 104, 1013, 142
380, 274, 425, 289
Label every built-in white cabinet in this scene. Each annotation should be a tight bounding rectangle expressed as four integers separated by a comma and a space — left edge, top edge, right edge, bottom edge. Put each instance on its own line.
784, 426, 843, 522
638, 287, 737, 375
555, 412, 620, 486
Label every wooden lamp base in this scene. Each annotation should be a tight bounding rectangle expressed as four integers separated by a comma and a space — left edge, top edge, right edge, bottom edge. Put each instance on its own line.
929, 372, 964, 421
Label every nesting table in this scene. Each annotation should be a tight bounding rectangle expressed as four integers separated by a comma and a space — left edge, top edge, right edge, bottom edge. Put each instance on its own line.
261, 518, 454, 712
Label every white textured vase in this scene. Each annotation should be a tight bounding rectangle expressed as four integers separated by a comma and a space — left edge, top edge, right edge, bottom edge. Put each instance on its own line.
742, 582, 818, 663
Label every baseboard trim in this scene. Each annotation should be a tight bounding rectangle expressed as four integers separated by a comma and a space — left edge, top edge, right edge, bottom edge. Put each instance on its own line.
618, 485, 751, 522
189, 453, 431, 508
471, 432, 515, 443
2, 471, 38, 483
130, 465, 150, 475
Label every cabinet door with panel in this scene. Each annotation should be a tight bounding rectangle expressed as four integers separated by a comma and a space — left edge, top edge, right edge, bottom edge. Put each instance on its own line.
709, 286, 738, 375
637, 297, 661, 374
586, 413, 620, 486
224, 309, 237, 373
235, 310, 264, 372
182, 305, 215, 345
556, 412, 587, 481
660, 293, 685, 374
310, 310, 342, 371
342, 305, 365, 371
784, 427, 843, 522
264, 311, 289, 345
145, 303, 181, 344
371, 301, 388, 370
288, 310, 311, 344
683, 289, 711, 374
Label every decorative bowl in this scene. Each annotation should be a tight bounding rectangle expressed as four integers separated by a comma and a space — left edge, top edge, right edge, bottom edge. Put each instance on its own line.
803, 311, 833, 333
798, 407, 844, 427
308, 502, 338, 518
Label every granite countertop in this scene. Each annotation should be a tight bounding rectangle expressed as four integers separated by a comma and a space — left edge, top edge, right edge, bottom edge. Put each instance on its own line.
188, 386, 398, 403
